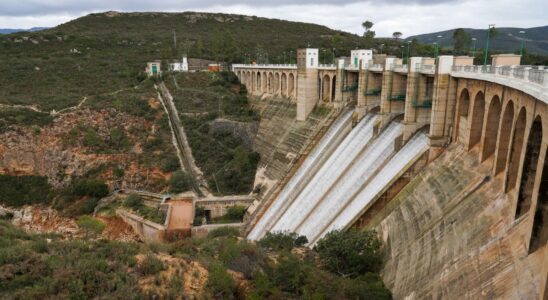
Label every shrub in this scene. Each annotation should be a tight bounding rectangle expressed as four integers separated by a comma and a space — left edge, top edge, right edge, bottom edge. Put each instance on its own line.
138, 253, 166, 276
226, 206, 246, 221
343, 273, 392, 300
161, 155, 180, 172
208, 227, 240, 238
0, 175, 55, 207
206, 263, 236, 299
258, 231, 308, 251
124, 194, 143, 210
314, 230, 383, 277
77, 216, 106, 236
70, 179, 109, 198
168, 171, 192, 193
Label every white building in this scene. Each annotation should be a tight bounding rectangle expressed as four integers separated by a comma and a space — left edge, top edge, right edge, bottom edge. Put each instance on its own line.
145, 60, 162, 77
169, 56, 189, 72
351, 49, 373, 68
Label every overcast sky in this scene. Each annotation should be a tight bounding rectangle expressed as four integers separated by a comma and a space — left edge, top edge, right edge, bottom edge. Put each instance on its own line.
0, 0, 546, 37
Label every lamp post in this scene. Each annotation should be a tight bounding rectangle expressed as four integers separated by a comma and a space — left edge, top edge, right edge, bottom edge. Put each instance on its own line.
406, 41, 411, 65
289, 51, 293, 64
332, 48, 336, 64
380, 44, 385, 54
483, 24, 495, 67
519, 30, 526, 56
471, 37, 477, 58
434, 35, 442, 58
322, 49, 326, 64
283, 52, 286, 64
401, 45, 404, 60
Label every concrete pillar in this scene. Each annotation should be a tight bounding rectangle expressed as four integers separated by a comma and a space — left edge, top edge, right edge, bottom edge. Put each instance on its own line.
296, 48, 320, 121
333, 59, 345, 109
380, 58, 396, 116
429, 56, 456, 146
402, 57, 423, 141
356, 61, 368, 118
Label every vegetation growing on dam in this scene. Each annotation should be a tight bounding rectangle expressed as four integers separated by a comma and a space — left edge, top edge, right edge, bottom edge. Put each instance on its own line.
0, 219, 390, 299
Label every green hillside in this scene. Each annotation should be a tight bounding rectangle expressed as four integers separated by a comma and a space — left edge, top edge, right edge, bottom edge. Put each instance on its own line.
406, 26, 548, 55
0, 11, 363, 111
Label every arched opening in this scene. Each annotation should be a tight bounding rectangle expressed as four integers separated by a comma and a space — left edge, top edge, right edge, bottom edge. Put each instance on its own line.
288, 73, 295, 97
281, 73, 287, 97
256, 72, 261, 92
262, 72, 267, 92
251, 71, 256, 91
247, 71, 251, 88
495, 101, 515, 174
274, 73, 280, 95
481, 95, 502, 161
506, 107, 527, 192
268, 73, 274, 94
331, 75, 337, 101
457, 89, 470, 143
322, 75, 331, 102
468, 91, 485, 149
529, 146, 547, 253
515, 116, 543, 218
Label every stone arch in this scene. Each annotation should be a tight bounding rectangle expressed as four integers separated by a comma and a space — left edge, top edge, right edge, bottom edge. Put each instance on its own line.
322, 74, 331, 102
506, 107, 527, 192
247, 71, 251, 87
281, 73, 287, 97
456, 88, 471, 143
528, 145, 547, 253
331, 75, 337, 101
515, 116, 543, 218
268, 72, 274, 94
262, 72, 267, 92
468, 91, 485, 149
251, 71, 256, 92
274, 73, 280, 95
288, 73, 295, 97
495, 101, 515, 174
256, 72, 262, 92
481, 95, 502, 161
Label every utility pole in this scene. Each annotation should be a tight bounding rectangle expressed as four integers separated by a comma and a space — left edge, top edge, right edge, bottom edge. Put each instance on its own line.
406, 41, 411, 65
471, 37, 477, 58
519, 30, 526, 57
483, 24, 495, 67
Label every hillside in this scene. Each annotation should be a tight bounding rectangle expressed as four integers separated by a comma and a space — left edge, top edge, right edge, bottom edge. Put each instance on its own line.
0, 11, 362, 111
0, 27, 49, 34
406, 26, 548, 54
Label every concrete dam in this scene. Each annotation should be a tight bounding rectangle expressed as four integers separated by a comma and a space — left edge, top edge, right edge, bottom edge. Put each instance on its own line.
234, 50, 547, 299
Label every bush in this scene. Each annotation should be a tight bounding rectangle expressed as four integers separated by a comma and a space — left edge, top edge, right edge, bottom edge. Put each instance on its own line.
208, 227, 240, 238
77, 216, 106, 236
70, 179, 109, 198
161, 155, 180, 173
168, 171, 192, 193
314, 230, 383, 277
124, 194, 143, 210
258, 231, 308, 251
0, 175, 55, 207
226, 206, 246, 221
206, 264, 236, 299
139, 253, 166, 276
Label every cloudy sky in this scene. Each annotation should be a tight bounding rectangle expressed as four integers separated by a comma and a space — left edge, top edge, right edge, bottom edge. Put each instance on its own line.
0, 0, 546, 37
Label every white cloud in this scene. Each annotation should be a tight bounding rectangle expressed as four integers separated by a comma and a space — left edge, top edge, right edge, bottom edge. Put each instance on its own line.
0, 0, 545, 37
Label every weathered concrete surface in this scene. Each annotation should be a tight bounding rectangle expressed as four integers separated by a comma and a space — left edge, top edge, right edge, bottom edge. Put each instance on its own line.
368, 143, 546, 299
116, 208, 165, 243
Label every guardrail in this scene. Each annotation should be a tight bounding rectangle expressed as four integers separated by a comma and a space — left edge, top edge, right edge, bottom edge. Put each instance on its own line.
232, 64, 297, 70
451, 65, 547, 86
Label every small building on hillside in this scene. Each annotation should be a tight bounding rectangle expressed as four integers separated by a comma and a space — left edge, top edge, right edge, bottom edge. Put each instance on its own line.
145, 60, 162, 76
169, 56, 189, 72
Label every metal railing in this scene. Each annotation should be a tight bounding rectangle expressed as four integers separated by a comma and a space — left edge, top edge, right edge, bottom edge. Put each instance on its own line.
451, 65, 548, 87
393, 64, 408, 73
232, 63, 297, 69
